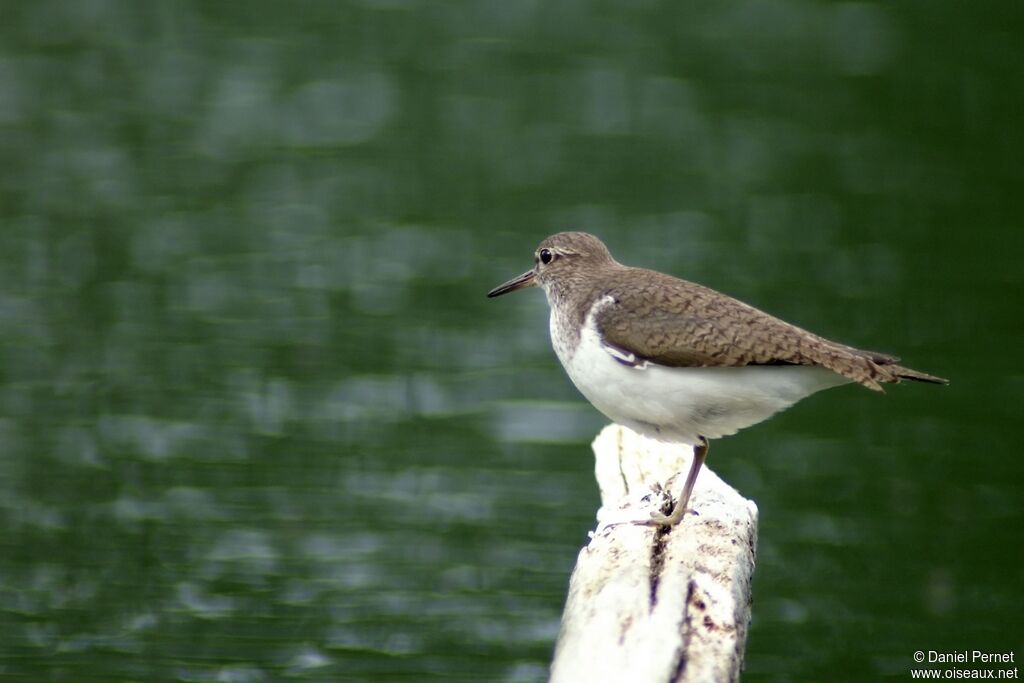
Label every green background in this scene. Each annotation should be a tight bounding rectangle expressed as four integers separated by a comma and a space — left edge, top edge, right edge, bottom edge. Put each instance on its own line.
0, 1, 1020, 681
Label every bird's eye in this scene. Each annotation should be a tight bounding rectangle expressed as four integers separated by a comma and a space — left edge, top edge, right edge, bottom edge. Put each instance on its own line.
539, 248, 553, 265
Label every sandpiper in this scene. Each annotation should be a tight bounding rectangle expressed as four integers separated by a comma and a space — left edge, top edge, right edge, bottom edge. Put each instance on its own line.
488, 232, 946, 526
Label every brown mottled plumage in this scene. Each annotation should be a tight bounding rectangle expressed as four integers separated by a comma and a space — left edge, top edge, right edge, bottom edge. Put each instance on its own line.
488, 231, 946, 526
531, 232, 945, 391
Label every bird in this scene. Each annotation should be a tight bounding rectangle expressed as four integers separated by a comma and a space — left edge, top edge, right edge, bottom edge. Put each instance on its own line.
487, 231, 946, 526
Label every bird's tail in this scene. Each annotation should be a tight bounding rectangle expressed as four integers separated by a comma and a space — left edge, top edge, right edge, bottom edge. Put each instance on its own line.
830, 344, 948, 390
889, 365, 948, 385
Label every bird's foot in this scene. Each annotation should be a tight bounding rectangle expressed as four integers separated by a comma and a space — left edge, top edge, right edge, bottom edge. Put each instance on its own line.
638, 486, 697, 527
645, 502, 697, 527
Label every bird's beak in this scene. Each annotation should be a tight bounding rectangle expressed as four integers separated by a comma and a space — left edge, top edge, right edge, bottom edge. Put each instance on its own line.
487, 269, 536, 298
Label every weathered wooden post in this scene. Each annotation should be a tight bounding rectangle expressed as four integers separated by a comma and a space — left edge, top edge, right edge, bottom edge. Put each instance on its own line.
550, 425, 759, 683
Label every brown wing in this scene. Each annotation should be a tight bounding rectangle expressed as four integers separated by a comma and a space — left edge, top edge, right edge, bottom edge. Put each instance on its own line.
593, 268, 947, 390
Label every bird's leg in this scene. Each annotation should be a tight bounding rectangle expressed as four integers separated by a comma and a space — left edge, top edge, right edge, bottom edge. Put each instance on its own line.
648, 437, 709, 526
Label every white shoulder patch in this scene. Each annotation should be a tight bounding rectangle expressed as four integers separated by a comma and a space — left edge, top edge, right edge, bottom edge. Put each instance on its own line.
601, 342, 649, 369
589, 294, 649, 369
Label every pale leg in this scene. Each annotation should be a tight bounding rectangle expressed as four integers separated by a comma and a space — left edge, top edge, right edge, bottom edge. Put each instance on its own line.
648, 436, 709, 526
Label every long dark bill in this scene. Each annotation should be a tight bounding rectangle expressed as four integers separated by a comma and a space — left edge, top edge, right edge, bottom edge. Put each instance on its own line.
487, 269, 536, 298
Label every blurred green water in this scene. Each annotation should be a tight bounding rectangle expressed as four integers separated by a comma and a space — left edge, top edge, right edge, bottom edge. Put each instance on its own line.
0, 1, 1021, 681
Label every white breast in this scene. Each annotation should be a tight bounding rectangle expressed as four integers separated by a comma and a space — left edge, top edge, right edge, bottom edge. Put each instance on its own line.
549, 297, 849, 444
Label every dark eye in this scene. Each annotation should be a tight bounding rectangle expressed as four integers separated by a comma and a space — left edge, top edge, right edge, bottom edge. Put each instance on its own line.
539, 248, 553, 265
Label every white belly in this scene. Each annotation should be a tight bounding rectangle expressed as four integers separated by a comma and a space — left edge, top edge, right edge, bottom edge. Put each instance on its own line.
551, 314, 849, 444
